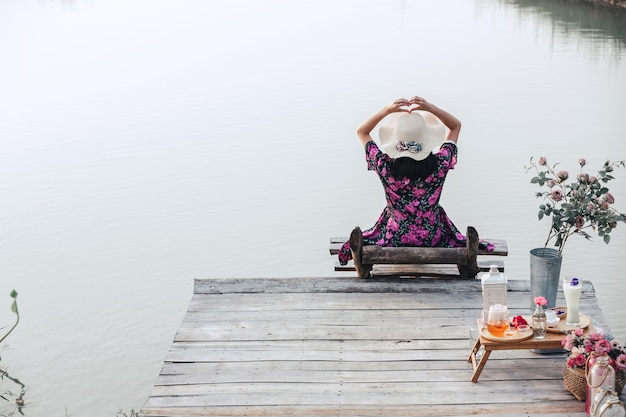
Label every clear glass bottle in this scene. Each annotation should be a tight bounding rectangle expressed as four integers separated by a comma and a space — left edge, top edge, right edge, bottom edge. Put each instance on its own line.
532, 304, 546, 339
586, 355, 615, 415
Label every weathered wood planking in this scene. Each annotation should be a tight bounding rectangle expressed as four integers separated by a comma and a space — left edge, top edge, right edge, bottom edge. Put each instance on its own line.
329, 237, 509, 256
140, 278, 616, 417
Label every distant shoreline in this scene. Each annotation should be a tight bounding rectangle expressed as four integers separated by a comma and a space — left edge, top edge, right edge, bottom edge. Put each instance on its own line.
574, 0, 626, 10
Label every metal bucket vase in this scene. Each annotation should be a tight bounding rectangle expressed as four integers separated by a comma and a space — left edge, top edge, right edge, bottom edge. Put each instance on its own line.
530, 248, 563, 310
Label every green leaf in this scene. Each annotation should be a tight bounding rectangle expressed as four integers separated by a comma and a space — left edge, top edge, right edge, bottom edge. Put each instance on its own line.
604, 234, 611, 244
531, 177, 540, 184
10, 289, 18, 314
538, 211, 544, 220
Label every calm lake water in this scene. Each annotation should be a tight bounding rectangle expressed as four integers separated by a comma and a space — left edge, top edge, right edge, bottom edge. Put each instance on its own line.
1, 0, 626, 415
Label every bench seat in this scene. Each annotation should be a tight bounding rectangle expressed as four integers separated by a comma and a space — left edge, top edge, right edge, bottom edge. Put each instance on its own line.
329, 237, 508, 257
329, 226, 507, 279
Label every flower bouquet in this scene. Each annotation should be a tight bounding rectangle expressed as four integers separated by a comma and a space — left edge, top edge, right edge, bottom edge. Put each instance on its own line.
561, 328, 626, 401
527, 157, 626, 256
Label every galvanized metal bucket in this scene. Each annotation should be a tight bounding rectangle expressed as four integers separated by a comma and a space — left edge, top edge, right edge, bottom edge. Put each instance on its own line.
530, 247, 562, 310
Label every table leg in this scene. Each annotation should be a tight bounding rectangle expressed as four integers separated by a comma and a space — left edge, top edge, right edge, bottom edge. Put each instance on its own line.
467, 337, 481, 363
470, 347, 491, 383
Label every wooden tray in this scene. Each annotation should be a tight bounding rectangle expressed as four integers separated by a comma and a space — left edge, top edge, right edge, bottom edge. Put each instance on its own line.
481, 327, 533, 342
547, 314, 590, 333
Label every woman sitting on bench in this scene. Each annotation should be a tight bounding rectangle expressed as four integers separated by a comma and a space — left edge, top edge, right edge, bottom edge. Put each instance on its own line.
337, 96, 494, 266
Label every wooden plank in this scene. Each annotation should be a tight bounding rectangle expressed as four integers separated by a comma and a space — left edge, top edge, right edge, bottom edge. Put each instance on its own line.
363, 246, 467, 264
335, 259, 505, 273
141, 405, 586, 417
191, 277, 596, 296
329, 237, 509, 256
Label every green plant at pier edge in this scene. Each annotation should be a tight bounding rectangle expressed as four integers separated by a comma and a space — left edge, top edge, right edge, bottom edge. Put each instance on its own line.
526, 157, 626, 256
0, 290, 19, 346
2, 290, 25, 417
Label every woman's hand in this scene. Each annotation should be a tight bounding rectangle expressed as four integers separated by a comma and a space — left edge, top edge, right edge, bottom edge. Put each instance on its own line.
357, 98, 409, 147
409, 95, 461, 143
384, 98, 411, 114
408, 96, 434, 112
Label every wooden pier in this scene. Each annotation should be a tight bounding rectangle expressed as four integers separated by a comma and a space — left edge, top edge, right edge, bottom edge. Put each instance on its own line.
140, 277, 616, 417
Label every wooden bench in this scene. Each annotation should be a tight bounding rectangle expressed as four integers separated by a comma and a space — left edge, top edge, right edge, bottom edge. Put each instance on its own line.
329, 226, 508, 279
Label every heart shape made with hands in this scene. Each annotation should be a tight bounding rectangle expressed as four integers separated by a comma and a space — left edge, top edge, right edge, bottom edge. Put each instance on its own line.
401, 104, 422, 113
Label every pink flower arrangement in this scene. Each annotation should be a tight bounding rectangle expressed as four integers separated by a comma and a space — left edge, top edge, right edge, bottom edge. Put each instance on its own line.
534, 296, 548, 307
526, 157, 626, 256
562, 328, 626, 372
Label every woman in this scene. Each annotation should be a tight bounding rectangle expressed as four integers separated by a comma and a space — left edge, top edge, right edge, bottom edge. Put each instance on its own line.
338, 96, 493, 265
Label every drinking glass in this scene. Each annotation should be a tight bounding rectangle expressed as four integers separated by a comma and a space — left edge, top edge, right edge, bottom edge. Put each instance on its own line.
563, 276, 582, 326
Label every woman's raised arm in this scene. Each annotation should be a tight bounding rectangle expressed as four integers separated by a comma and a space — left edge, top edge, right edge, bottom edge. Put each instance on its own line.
409, 96, 461, 144
356, 98, 410, 147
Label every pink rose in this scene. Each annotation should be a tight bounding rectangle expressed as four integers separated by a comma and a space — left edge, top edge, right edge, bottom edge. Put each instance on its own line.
595, 339, 612, 355
574, 216, 585, 230
605, 192, 615, 204
600, 200, 609, 210
534, 296, 548, 306
575, 354, 587, 367
577, 173, 588, 183
589, 176, 597, 183
546, 179, 556, 187
556, 170, 569, 181
578, 158, 586, 167
574, 328, 584, 336
538, 157, 547, 166
551, 189, 563, 202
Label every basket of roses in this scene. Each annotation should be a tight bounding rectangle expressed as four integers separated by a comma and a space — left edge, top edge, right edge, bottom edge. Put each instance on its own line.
561, 328, 626, 401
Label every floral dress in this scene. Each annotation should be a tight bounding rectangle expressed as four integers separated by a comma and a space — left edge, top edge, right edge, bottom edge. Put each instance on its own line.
338, 141, 493, 265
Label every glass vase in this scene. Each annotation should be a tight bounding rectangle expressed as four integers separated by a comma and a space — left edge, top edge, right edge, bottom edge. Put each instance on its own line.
532, 304, 546, 339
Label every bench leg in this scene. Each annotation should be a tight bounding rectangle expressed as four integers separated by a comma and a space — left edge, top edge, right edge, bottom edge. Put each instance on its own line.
465, 226, 480, 279
350, 227, 371, 279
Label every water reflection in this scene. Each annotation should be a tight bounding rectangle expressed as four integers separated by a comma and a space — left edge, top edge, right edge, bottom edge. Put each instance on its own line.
487, 0, 626, 62
0, 367, 26, 416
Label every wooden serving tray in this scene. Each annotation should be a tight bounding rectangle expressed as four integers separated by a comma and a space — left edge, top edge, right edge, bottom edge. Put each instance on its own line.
481, 327, 533, 342
547, 314, 590, 333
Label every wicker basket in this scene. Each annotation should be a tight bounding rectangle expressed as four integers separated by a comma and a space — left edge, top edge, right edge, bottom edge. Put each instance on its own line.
564, 366, 626, 401
564, 366, 587, 401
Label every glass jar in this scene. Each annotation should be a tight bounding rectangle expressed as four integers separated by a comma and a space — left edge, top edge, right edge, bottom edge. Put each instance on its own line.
586, 355, 616, 415
532, 304, 546, 339
486, 304, 509, 337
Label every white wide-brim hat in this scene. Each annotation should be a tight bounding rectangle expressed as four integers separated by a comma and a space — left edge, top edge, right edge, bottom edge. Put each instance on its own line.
379, 111, 446, 161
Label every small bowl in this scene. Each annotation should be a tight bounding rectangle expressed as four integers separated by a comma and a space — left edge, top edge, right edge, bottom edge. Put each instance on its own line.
552, 306, 567, 320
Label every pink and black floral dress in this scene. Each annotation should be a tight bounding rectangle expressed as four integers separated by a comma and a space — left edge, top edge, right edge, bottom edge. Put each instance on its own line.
338, 141, 493, 265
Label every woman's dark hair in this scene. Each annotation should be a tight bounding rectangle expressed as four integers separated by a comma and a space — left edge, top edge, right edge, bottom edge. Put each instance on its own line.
389, 153, 437, 181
